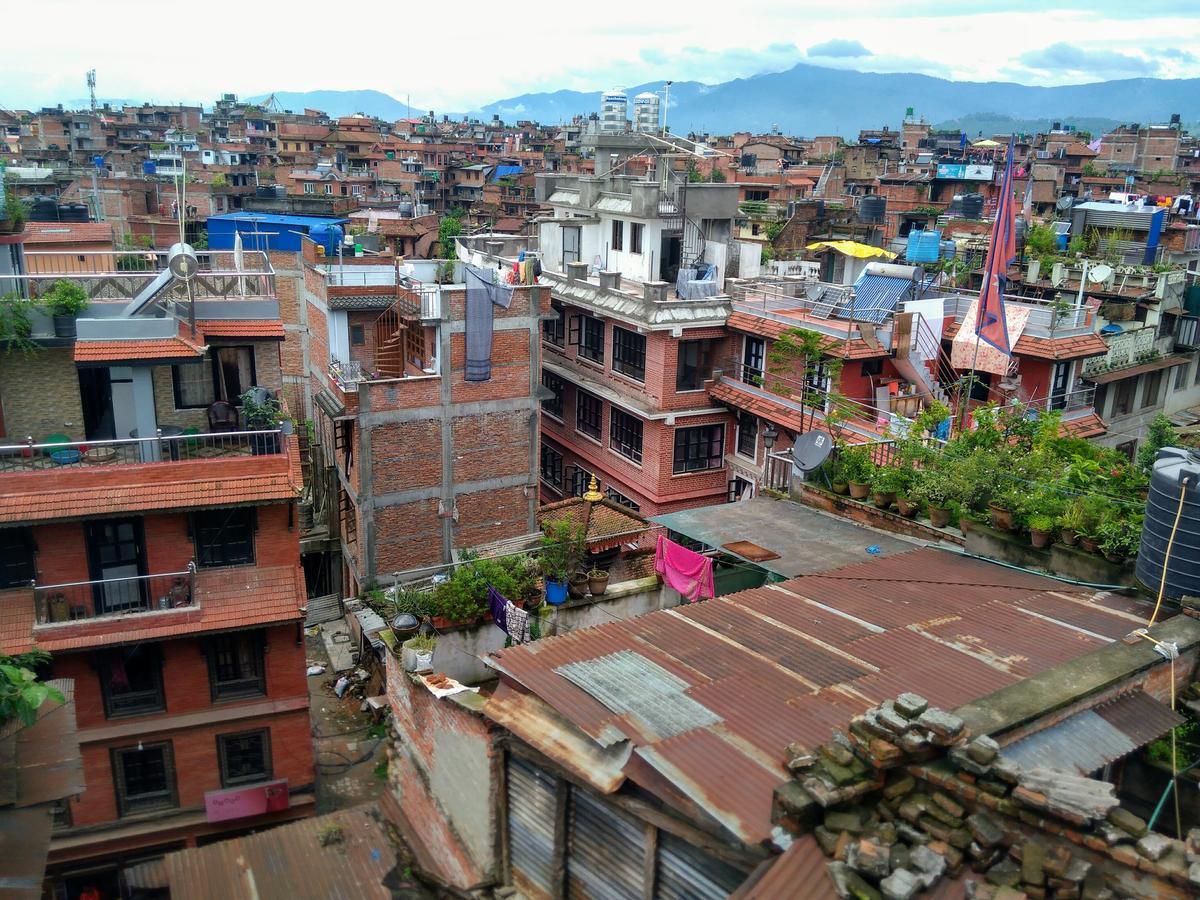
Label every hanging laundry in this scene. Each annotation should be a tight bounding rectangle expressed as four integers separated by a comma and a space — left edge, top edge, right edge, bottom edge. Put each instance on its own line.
487, 586, 508, 633
654, 535, 715, 602
488, 586, 531, 643
464, 265, 514, 382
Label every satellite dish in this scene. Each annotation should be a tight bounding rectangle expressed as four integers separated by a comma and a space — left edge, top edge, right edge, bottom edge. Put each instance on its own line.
1088, 264, 1113, 283
1055, 195, 1074, 213
792, 429, 834, 474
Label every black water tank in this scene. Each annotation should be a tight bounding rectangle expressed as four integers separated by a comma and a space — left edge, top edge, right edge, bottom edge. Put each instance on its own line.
29, 197, 59, 221
1136, 448, 1200, 599
960, 193, 984, 219
59, 203, 89, 222
859, 195, 886, 223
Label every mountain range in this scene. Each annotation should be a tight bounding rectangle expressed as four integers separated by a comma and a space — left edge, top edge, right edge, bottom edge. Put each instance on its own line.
250, 64, 1200, 137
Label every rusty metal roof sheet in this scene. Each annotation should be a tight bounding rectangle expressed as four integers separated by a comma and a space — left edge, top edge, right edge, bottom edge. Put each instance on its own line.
729, 835, 839, 900
487, 547, 1150, 846
1000, 691, 1183, 775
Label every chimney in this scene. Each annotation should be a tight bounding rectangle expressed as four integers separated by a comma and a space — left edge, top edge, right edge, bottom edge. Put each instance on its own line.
566, 261, 590, 282
598, 271, 621, 291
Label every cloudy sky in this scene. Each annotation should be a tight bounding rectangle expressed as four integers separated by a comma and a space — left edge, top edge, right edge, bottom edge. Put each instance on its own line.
2, 0, 1197, 111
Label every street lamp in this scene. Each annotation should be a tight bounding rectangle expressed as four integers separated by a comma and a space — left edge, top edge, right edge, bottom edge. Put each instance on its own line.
762, 423, 778, 451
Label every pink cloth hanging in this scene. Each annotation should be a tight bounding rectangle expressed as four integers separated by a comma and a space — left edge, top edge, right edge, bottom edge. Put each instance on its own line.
655, 535, 715, 602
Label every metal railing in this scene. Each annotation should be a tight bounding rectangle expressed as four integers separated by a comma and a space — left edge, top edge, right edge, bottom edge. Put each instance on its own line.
3, 250, 274, 302
34, 564, 197, 625
1046, 384, 1097, 414
329, 357, 366, 392
398, 276, 441, 320
0, 429, 285, 472
764, 450, 793, 492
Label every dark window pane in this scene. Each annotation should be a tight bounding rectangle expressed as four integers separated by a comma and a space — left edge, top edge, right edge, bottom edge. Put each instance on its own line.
677, 340, 715, 391
611, 219, 623, 252
542, 372, 564, 419
193, 508, 256, 567
611, 327, 646, 381
207, 632, 266, 700
112, 743, 176, 816
609, 409, 644, 463
604, 487, 640, 511
542, 300, 565, 346
101, 646, 165, 718
673, 424, 726, 473
742, 337, 765, 382
0, 527, 34, 590
736, 413, 758, 459
575, 315, 604, 363
540, 444, 563, 488
218, 730, 272, 787
576, 391, 603, 440
630, 223, 643, 254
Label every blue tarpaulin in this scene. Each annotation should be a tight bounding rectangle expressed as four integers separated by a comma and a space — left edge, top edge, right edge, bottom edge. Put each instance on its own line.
491, 165, 523, 182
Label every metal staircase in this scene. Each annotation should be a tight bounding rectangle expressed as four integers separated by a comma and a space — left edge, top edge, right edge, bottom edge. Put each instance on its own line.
892, 311, 956, 408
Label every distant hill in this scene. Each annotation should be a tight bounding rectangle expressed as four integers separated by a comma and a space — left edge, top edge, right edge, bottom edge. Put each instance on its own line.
931, 113, 1122, 140
243, 90, 429, 120
472, 64, 1200, 137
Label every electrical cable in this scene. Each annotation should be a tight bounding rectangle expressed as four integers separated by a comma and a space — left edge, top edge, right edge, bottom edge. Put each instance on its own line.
1149, 476, 1191, 627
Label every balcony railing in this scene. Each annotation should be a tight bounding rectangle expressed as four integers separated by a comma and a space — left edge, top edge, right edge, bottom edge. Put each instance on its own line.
330, 357, 366, 392
2, 250, 274, 302
1045, 384, 1097, 415
1081, 326, 1173, 377
0, 429, 285, 472
34, 564, 197, 625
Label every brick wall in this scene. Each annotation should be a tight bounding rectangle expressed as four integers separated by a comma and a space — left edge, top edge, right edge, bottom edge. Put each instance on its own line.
373, 498, 442, 574
0, 348, 84, 441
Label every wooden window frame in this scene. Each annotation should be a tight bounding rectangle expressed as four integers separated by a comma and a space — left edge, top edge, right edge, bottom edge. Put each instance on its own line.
111, 741, 178, 817
216, 728, 273, 788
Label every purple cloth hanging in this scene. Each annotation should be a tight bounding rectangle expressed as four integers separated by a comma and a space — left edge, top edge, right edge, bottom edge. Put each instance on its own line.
488, 586, 509, 633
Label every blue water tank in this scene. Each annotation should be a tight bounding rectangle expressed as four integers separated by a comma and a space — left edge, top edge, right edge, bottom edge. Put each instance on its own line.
905, 229, 943, 263
142, 160, 157, 175
939, 240, 957, 259
308, 222, 344, 256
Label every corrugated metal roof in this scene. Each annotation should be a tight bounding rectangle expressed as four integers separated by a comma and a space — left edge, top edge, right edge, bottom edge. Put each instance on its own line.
729, 836, 839, 900
488, 547, 1142, 845
847, 272, 929, 325
1000, 691, 1183, 774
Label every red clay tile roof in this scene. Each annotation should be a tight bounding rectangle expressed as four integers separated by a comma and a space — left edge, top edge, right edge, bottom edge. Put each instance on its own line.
726, 312, 887, 359
537, 497, 652, 551
710, 379, 804, 432
22, 222, 115, 244
196, 319, 286, 340
30, 564, 304, 652
1061, 412, 1108, 439
1012, 332, 1110, 360
74, 334, 205, 365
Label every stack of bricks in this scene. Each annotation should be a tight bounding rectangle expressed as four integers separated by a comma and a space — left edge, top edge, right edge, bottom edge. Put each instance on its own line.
774, 694, 1199, 900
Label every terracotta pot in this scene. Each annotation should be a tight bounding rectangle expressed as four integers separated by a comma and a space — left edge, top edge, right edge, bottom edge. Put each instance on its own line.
989, 504, 1015, 532
1103, 550, 1125, 564
848, 481, 871, 500
895, 497, 919, 519
1030, 528, 1053, 549
587, 573, 610, 596
832, 481, 850, 496
1060, 529, 1078, 547
928, 506, 951, 528
567, 573, 588, 599
1079, 536, 1100, 554
873, 491, 896, 510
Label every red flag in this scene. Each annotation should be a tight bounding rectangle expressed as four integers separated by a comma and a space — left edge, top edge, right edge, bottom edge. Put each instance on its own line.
974, 138, 1017, 355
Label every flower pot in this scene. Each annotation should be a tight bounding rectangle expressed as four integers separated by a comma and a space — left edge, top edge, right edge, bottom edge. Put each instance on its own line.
989, 504, 1015, 532
567, 573, 588, 599
1103, 550, 1125, 564
873, 491, 896, 510
928, 505, 951, 529
831, 481, 850, 496
545, 579, 569, 605
0, 218, 24, 236
895, 497, 919, 519
1030, 528, 1053, 549
1079, 536, 1100, 554
588, 573, 610, 596
848, 481, 871, 500
52, 314, 77, 339
1060, 529, 1078, 547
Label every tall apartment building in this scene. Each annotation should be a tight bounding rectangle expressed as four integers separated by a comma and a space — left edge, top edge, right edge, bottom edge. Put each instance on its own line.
274, 243, 546, 594
0, 238, 313, 894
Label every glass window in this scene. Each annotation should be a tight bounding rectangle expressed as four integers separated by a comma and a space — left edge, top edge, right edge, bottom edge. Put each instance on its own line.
609, 409, 644, 463
677, 339, 716, 391
193, 508, 256, 567
1112, 377, 1135, 416
570, 315, 604, 363
611, 327, 646, 381
100, 645, 165, 718
112, 742, 177, 817
576, 391, 603, 440
742, 336, 765, 383
736, 412, 758, 460
303, 183, 314, 195
673, 424, 725, 474
605, 487, 641, 511
630, 223, 644, 254
540, 444, 563, 488
570, 466, 593, 497
542, 372, 565, 420
611, 219, 624, 252
206, 632, 266, 700
1142, 370, 1163, 409
217, 729, 272, 787
350, 324, 365, 346
543, 300, 565, 347
1176, 361, 1191, 391
173, 363, 215, 409
0, 527, 34, 590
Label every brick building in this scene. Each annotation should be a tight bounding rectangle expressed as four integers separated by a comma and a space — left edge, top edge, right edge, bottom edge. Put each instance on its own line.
0, 237, 313, 894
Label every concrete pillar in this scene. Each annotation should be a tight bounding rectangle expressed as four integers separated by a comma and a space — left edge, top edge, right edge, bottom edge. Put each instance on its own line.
598, 271, 621, 290
566, 261, 590, 282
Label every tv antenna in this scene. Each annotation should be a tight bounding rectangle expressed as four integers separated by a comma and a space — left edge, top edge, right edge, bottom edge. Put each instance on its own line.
86, 69, 97, 112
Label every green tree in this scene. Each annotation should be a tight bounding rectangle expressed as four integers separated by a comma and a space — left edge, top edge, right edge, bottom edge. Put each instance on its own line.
1, 650, 63, 727
437, 214, 462, 259
1137, 414, 1176, 474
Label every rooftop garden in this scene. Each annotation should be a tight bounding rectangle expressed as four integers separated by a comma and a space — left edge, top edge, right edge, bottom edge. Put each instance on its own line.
821, 403, 1172, 563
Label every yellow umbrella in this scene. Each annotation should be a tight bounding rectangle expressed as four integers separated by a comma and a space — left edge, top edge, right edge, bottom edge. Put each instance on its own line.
805, 240, 897, 260
972, 139, 1002, 148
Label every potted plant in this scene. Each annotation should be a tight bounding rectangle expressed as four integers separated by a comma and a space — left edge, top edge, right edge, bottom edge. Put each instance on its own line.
1028, 513, 1056, 549
988, 486, 1020, 532
240, 388, 283, 454
540, 517, 585, 605
401, 634, 437, 672
911, 469, 955, 528
43, 280, 89, 339
871, 466, 905, 510
0, 183, 25, 236
567, 571, 589, 599
841, 447, 873, 500
826, 455, 849, 495
1097, 515, 1141, 564
1058, 498, 1085, 546
587, 567, 610, 596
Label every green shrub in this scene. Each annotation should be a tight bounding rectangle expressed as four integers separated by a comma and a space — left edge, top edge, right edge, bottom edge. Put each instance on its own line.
430, 551, 538, 623
43, 280, 89, 317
